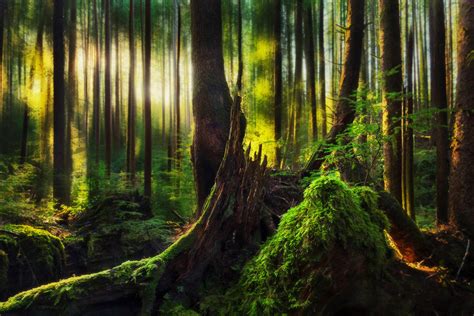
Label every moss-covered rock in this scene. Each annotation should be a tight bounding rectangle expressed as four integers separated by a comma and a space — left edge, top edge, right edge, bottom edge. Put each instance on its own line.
0, 225, 65, 299
229, 176, 391, 315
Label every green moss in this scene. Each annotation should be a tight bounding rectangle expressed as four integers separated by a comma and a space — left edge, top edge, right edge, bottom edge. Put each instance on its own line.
0, 224, 65, 297
0, 217, 197, 314
231, 176, 390, 314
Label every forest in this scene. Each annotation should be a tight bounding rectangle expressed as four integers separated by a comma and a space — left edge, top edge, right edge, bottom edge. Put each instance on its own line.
0, 0, 473, 314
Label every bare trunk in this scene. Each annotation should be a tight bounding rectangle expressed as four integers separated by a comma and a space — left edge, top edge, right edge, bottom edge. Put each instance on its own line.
429, 0, 449, 225
449, 0, 474, 237
380, 0, 403, 203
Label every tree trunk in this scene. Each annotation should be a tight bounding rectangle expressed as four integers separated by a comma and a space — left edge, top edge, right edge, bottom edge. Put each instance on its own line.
293, 0, 303, 161
429, 0, 449, 225
127, 0, 136, 182
144, 0, 152, 197
104, 0, 112, 177
65, 0, 76, 198
53, 0, 68, 206
191, 0, 233, 212
449, 0, 474, 238
0, 0, 6, 124
92, 0, 100, 164
236, 0, 243, 93
403, 24, 415, 220
273, 0, 282, 167
318, 0, 327, 138
304, 3, 317, 141
379, 0, 403, 204
174, 0, 182, 186
303, 0, 365, 176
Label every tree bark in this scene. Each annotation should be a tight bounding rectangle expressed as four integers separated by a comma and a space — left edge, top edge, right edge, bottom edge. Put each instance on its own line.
53, 0, 68, 206
127, 0, 136, 182
318, 0, 327, 138
144, 0, 152, 197
429, 0, 449, 225
449, 0, 474, 238
104, 0, 112, 177
293, 0, 303, 160
303, 0, 365, 176
379, 0, 403, 204
191, 0, 233, 212
174, 0, 182, 186
273, 0, 282, 167
92, 0, 100, 164
304, 3, 317, 141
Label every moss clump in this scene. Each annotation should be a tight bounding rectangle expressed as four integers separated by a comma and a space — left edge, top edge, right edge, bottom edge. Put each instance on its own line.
234, 176, 390, 314
0, 225, 65, 298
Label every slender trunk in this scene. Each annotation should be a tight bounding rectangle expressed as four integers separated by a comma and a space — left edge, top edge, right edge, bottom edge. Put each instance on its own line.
274, 0, 282, 167
53, 0, 68, 206
144, 0, 152, 197
379, 0, 403, 203
174, 0, 181, 182
403, 22, 415, 220
93, 0, 100, 164
429, 0, 449, 225
127, 0, 136, 182
293, 0, 303, 160
304, 3, 317, 141
318, 0, 327, 137
104, 0, 112, 176
236, 0, 243, 93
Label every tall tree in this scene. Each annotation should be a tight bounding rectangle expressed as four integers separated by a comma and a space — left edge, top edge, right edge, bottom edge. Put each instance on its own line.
304, 2, 317, 140
144, 0, 152, 197
174, 0, 182, 180
65, 0, 77, 194
403, 14, 415, 220
293, 0, 304, 158
92, 0, 100, 164
318, 0, 327, 137
127, 0, 136, 182
303, 0, 365, 175
104, 0, 112, 176
449, 0, 474, 237
429, 0, 449, 225
191, 0, 233, 211
273, 0, 282, 166
0, 0, 6, 120
53, 0, 68, 205
379, 0, 403, 203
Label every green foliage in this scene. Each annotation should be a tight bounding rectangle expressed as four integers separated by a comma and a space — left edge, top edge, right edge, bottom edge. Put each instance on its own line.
0, 160, 55, 223
413, 149, 436, 229
203, 176, 390, 315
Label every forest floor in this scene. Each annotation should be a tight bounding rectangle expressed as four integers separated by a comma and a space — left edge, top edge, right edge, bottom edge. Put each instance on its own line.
0, 176, 473, 315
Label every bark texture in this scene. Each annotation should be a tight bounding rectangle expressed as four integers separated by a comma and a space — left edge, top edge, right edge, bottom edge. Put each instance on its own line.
191, 0, 233, 212
379, 0, 403, 204
429, 0, 449, 225
449, 0, 474, 237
